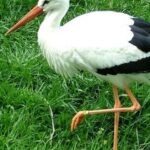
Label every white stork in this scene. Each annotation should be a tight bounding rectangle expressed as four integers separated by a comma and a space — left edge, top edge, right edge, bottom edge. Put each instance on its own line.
6, 0, 150, 149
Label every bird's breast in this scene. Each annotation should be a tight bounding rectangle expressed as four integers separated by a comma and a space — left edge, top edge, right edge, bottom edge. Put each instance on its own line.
38, 34, 83, 77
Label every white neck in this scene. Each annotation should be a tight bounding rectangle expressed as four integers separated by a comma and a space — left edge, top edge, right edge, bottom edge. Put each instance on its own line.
38, 3, 69, 35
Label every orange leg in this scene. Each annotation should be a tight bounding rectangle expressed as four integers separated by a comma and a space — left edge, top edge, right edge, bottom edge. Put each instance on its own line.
71, 84, 141, 130
124, 84, 141, 111
113, 85, 121, 150
71, 84, 141, 150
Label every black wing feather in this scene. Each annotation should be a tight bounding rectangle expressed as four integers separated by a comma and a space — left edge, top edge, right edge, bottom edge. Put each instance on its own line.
133, 18, 150, 33
96, 18, 150, 75
97, 57, 150, 75
129, 18, 150, 53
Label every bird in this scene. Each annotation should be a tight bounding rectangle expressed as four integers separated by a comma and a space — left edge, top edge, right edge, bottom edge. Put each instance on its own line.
6, 0, 150, 150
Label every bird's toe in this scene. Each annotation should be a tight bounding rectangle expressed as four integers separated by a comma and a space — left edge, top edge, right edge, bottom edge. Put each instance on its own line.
71, 111, 87, 131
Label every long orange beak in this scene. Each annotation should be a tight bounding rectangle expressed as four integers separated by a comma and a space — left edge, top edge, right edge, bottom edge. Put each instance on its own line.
5, 6, 43, 35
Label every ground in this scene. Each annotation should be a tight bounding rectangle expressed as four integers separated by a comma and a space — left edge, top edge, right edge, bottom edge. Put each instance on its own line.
0, 0, 150, 149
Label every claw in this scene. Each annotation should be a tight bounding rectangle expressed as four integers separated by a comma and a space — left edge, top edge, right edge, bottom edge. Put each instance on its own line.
71, 111, 88, 131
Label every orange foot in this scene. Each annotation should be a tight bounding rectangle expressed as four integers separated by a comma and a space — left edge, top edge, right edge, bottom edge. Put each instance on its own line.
71, 111, 88, 131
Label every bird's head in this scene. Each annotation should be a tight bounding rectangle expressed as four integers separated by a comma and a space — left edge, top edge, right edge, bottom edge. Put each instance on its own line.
38, 0, 69, 12
5, 0, 70, 35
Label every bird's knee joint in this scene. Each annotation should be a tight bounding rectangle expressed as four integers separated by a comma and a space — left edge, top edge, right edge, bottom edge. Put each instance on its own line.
135, 104, 141, 111
130, 104, 141, 112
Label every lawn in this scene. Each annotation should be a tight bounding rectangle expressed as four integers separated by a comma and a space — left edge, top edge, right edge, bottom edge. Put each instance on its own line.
0, 0, 150, 149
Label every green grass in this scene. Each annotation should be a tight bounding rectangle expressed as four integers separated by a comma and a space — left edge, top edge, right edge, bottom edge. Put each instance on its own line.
0, 0, 150, 149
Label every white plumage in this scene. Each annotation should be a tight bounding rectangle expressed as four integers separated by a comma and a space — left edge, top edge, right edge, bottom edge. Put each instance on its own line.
37, 0, 150, 87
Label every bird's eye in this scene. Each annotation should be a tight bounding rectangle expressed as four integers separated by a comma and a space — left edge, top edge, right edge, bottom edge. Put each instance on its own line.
43, 0, 49, 6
